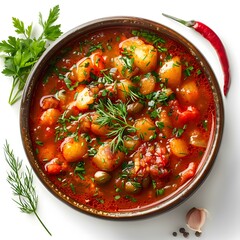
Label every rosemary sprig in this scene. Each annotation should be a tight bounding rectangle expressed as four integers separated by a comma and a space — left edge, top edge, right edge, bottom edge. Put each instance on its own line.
3, 141, 52, 236
96, 99, 136, 152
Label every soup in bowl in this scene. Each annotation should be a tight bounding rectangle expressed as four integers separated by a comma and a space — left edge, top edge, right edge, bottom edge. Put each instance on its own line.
20, 16, 224, 218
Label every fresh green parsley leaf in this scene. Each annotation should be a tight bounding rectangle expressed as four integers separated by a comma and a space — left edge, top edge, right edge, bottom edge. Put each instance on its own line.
0, 5, 62, 105
39, 5, 62, 41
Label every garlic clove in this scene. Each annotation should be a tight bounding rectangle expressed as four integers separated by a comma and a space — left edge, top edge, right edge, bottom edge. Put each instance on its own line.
186, 207, 208, 232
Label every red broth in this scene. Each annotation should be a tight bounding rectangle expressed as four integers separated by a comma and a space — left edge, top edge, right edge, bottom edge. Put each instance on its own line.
29, 27, 216, 212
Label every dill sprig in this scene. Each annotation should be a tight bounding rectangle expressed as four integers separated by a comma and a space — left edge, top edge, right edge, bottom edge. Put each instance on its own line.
3, 141, 52, 236
96, 99, 136, 152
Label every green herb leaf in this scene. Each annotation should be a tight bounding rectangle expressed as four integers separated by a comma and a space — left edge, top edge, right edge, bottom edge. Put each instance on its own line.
3, 140, 51, 235
0, 5, 62, 105
96, 99, 136, 152
74, 161, 86, 180
156, 188, 165, 196
172, 124, 187, 137
12, 17, 26, 35
39, 5, 62, 41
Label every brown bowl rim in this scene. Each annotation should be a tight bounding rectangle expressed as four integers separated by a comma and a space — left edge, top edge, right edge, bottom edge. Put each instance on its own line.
20, 16, 224, 219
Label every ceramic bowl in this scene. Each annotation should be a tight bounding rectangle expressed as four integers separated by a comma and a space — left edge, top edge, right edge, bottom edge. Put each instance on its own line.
20, 16, 224, 218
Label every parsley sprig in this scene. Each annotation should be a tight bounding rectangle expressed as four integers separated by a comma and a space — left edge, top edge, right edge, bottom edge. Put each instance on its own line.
3, 141, 51, 235
0, 5, 62, 105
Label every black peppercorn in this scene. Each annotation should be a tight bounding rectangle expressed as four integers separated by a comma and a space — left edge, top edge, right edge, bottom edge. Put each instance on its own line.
183, 231, 189, 238
195, 231, 202, 237
179, 227, 186, 233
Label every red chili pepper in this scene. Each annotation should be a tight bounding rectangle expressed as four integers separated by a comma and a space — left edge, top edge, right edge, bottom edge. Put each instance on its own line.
162, 13, 230, 96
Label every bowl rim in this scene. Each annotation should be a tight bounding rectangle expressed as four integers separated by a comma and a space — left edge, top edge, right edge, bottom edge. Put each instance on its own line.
20, 16, 224, 219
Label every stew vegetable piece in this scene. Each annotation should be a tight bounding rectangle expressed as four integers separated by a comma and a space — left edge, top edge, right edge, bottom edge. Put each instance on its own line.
30, 27, 216, 212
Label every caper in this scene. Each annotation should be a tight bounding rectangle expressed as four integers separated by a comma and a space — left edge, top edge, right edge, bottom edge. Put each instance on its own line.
142, 176, 151, 189
127, 102, 144, 114
125, 181, 142, 194
94, 171, 111, 185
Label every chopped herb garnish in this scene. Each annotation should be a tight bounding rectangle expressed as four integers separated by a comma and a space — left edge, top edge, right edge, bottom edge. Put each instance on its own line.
114, 195, 121, 200
150, 109, 159, 119
156, 188, 165, 196
55, 110, 82, 141
86, 43, 103, 56
35, 140, 43, 146
184, 65, 194, 77
88, 147, 97, 157
132, 29, 166, 45
124, 85, 144, 102
157, 46, 168, 52
173, 125, 187, 137
74, 161, 86, 180
98, 70, 115, 84
146, 90, 172, 108
152, 180, 157, 189
156, 121, 165, 129
62, 74, 79, 90
202, 120, 208, 131
95, 99, 136, 152
125, 195, 137, 202
96, 198, 105, 204
120, 55, 134, 74
70, 183, 76, 193
197, 69, 202, 75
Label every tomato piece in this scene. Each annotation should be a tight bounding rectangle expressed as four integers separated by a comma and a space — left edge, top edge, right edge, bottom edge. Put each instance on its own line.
44, 126, 55, 139
170, 100, 199, 126
178, 106, 199, 125
40, 96, 59, 110
45, 163, 62, 175
179, 162, 197, 185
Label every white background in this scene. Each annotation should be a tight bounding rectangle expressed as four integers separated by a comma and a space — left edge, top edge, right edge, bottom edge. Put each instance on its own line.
0, 0, 239, 239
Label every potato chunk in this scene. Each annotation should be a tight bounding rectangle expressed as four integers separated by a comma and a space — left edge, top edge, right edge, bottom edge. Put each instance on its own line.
68, 53, 105, 82
61, 136, 88, 162
134, 43, 157, 73
69, 57, 93, 82
40, 108, 61, 126
189, 129, 208, 148
120, 37, 157, 74
139, 74, 156, 95
75, 85, 94, 111
134, 117, 156, 141
92, 141, 125, 171
178, 80, 199, 104
169, 138, 189, 157
159, 56, 182, 89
